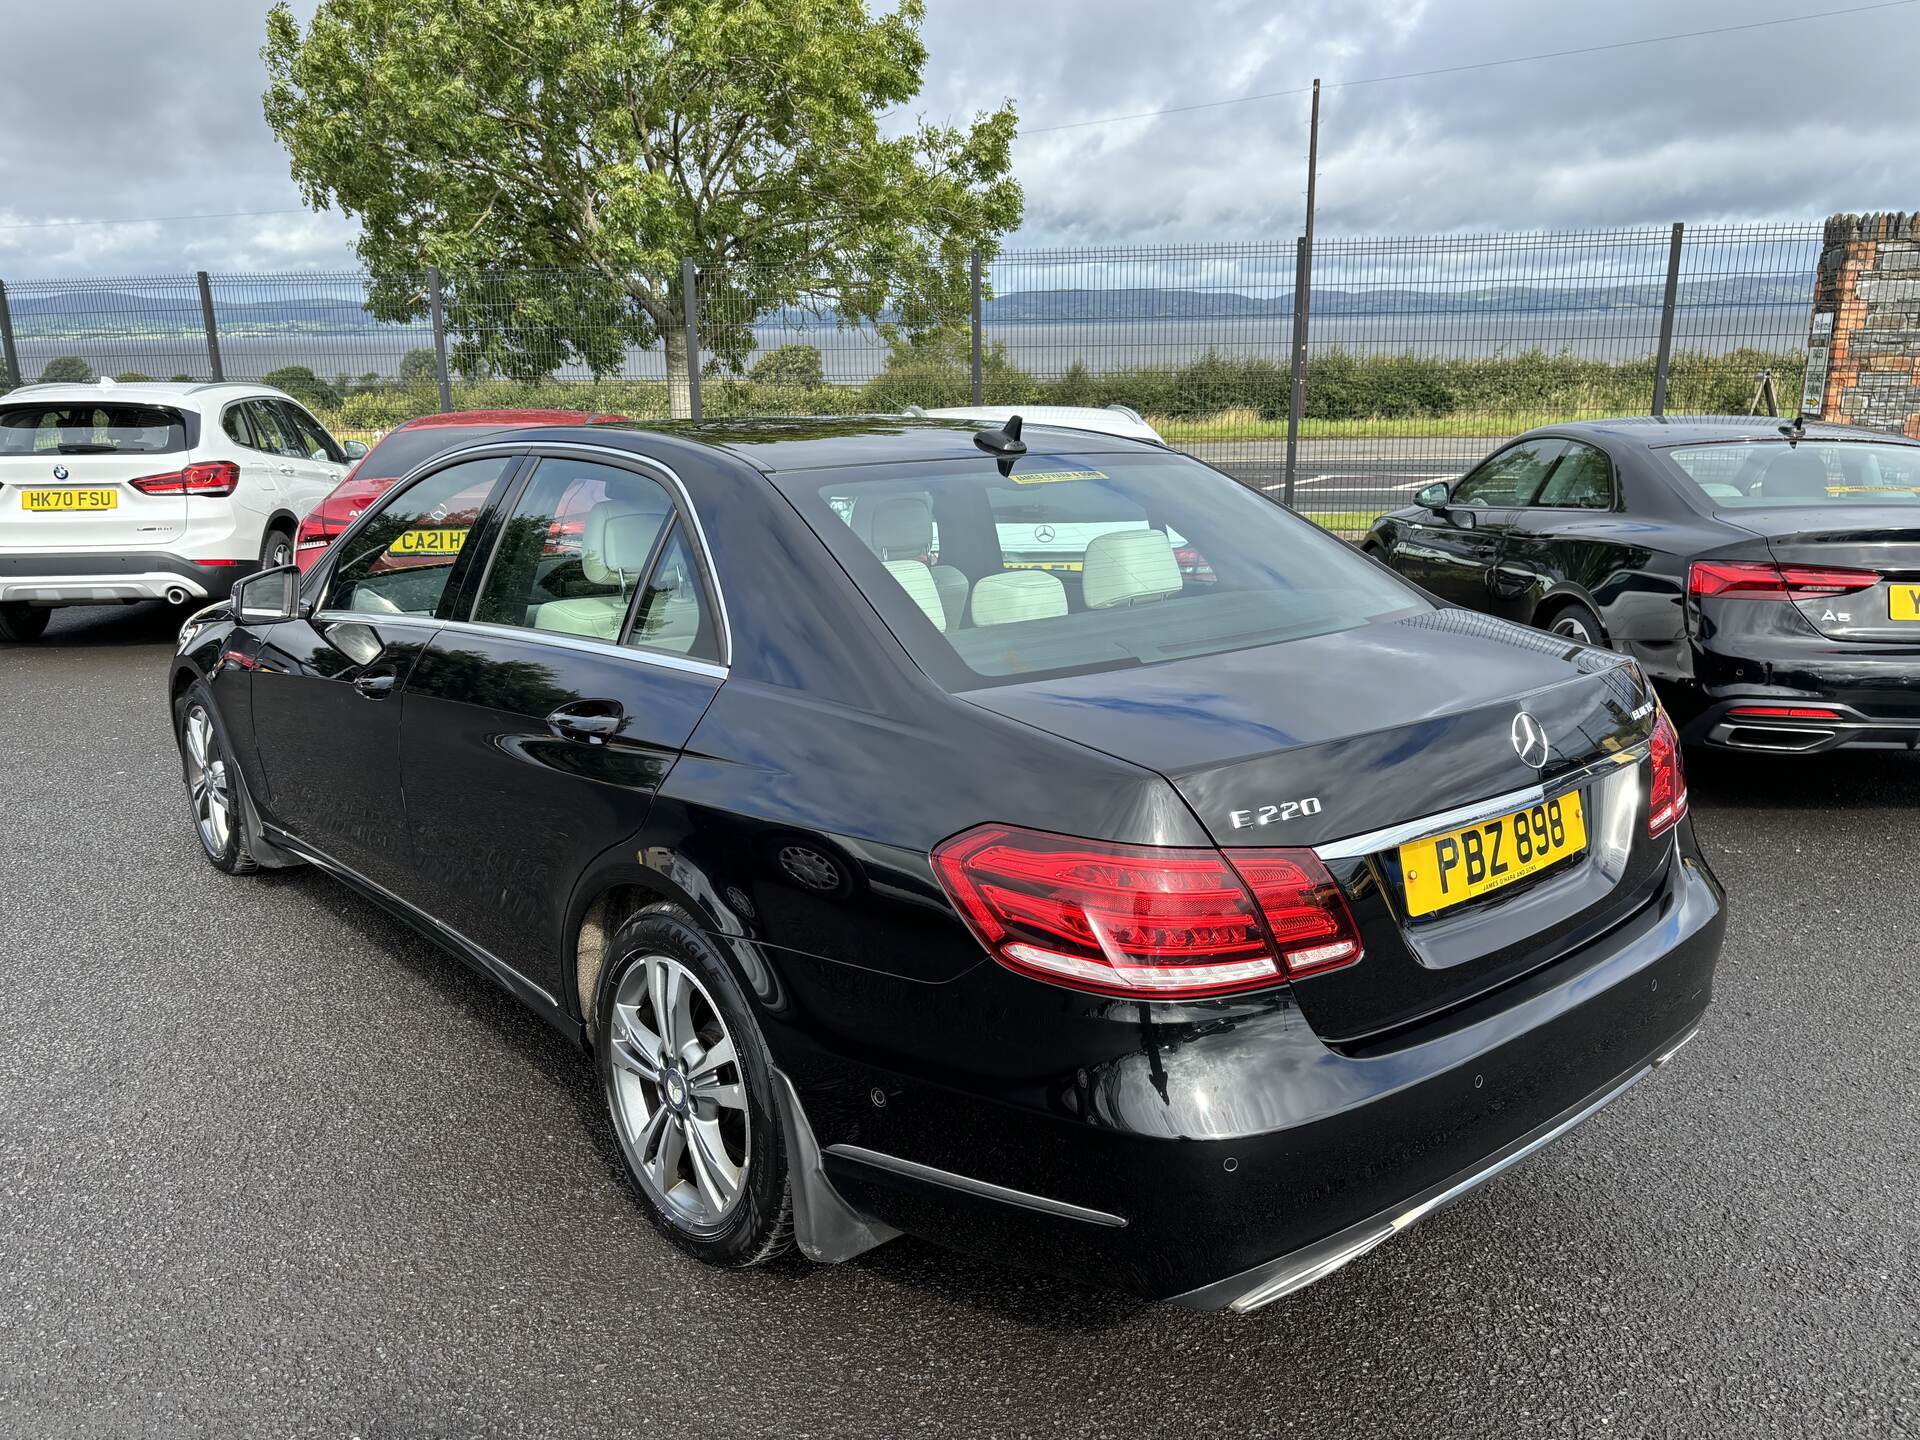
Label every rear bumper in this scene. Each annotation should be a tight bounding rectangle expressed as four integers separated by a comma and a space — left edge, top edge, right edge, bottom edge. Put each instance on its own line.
1666, 633, 1920, 752
0, 552, 256, 605
780, 839, 1725, 1302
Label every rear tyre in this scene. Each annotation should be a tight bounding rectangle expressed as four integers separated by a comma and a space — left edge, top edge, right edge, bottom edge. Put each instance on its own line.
596, 909, 792, 1268
259, 524, 295, 571
0, 603, 50, 643
1543, 600, 1608, 650
173, 681, 260, 875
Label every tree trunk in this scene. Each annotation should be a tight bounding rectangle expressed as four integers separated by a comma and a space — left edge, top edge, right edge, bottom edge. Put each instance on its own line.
664, 321, 694, 420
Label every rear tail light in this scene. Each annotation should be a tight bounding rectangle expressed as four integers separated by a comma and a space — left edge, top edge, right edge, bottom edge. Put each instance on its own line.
1727, 704, 1843, 721
1688, 560, 1878, 601
128, 461, 239, 497
930, 823, 1362, 1000
1647, 710, 1688, 838
297, 478, 394, 555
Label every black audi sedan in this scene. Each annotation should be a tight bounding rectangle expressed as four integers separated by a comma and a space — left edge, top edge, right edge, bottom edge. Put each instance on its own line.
1363, 417, 1920, 753
168, 416, 1723, 1309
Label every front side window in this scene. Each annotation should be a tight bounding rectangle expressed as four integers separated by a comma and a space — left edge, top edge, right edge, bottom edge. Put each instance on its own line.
785, 452, 1425, 686
280, 402, 342, 463
324, 456, 515, 616
469, 456, 716, 658
1533, 441, 1614, 509
1451, 440, 1564, 508
1666, 440, 1920, 507
0, 403, 186, 455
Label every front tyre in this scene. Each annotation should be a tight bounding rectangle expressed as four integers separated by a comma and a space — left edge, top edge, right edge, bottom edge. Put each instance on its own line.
174, 681, 260, 875
0, 602, 50, 642
596, 910, 792, 1268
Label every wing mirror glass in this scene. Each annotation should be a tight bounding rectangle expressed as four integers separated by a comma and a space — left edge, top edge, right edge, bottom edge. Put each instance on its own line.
341, 439, 369, 460
233, 565, 303, 623
1415, 481, 1451, 510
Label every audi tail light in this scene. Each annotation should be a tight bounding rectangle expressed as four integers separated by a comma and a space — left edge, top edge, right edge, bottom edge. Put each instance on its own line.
1687, 560, 1878, 601
128, 461, 239, 497
1648, 710, 1689, 838
930, 823, 1362, 1000
1726, 704, 1843, 722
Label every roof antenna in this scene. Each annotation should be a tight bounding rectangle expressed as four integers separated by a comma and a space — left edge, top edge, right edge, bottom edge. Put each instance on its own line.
1778, 413, 1807, 447
974, 414, 1026, 474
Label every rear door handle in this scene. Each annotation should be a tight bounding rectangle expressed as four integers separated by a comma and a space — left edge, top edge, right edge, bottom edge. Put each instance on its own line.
546, 701, 625, 744
353, 670, 398, 699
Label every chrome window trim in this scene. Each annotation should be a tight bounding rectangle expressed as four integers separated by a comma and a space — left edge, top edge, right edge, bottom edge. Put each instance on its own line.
309, 609, 729, 681
1313, 742, 1649, 862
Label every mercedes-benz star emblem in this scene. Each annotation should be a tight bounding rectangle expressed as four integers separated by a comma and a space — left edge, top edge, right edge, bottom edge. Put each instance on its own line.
1510, 711, 1551, 770
1033, 524, 1056, 543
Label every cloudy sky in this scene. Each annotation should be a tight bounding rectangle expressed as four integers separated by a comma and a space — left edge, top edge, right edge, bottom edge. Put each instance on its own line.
1, 0, 1915, 278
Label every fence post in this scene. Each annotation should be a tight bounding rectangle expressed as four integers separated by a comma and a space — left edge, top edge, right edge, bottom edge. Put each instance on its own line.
1282, 235, 1309, 509
680, 257, 703, 422
970, 249, 983, 405
1651, 222, 1684, 417
195, 271, 223, 382
427, 265, 452, 413
0, 281, 20, 390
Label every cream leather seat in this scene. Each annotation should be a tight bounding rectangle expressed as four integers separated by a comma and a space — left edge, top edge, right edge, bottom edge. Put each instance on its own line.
885, 559, 948, 632
532, 501, 667, 640
1081, 529, 1184, 609
969, 570, 1068, 626
851, 492, 968, 628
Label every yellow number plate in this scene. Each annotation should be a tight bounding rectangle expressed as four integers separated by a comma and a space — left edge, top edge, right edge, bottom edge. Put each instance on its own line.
1399, 792, 1587, 918
21, 488, 117, 512
1889, 584, 1920, 621
390, 527, 467, 556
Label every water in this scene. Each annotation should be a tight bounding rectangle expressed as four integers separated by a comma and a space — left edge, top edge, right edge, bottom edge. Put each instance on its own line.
6, 307, 1808, 388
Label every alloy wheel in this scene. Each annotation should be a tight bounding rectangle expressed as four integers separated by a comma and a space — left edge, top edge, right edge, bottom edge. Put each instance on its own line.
266, 536, 292, 568
607, 954, 750, 1233
182, 705, 232, 856
1551, 613, 1598, 646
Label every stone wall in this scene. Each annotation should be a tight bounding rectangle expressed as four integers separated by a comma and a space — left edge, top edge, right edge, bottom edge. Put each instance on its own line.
1809, 211, 1920, 436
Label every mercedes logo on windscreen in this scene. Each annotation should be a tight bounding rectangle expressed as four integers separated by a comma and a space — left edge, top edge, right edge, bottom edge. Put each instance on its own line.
1510, 711, 1551, 770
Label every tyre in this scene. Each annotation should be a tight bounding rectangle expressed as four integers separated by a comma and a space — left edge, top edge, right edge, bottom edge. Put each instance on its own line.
1543, 601, 1608, 649
259, 524, 295, 571
0, 603, 50, 643
173, 681, 261, 875
596, 909, 792, 1267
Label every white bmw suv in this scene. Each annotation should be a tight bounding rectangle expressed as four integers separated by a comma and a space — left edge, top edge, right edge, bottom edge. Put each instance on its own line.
0, 379, 364, 640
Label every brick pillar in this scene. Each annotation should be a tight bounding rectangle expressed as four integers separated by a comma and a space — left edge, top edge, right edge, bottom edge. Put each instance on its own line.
1807, 211, 1920, 435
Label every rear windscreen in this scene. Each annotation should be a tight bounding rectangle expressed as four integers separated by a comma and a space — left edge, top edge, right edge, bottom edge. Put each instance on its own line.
783, 450, 1426, 689
357, 425, 501, 478
1665, 440, 1920, 506
0, 402, 187, 455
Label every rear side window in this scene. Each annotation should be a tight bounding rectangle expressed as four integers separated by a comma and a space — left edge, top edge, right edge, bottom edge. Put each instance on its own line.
0, 403, 187, 455
325, 456, 515, 617
1533, 441, 1614, 509
246, 401, 306, 460
787, 451, 1425, 687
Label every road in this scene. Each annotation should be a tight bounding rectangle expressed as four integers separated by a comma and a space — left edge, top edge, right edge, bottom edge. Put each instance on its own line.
2, 603, 1915, 1439
1187, 438, 1482, 512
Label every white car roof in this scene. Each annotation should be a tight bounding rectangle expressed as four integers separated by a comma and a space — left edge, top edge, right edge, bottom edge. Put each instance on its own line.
2, 379, 284, 407
907, 404, 1164, 444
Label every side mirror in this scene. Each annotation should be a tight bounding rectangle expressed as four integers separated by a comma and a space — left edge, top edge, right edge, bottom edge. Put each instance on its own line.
1414, 481, 1451, 510
233, 564, 302, 623
341, 439, 369, 460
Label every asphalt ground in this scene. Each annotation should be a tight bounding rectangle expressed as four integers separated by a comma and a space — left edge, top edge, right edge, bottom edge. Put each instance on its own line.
1, 601, 1915, 1439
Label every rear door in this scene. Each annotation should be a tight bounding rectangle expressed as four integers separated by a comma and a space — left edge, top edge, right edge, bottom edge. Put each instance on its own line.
397, 451, 726, 999
1397, 439, 1562, 609
0, 398, 189, 551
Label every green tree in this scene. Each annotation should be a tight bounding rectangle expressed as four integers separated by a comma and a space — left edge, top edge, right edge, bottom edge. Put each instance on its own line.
263, 0, 1021, 416
262, 365, 342, 410
38, 356, 92, 384
861, 325, 1036, 410
113, 372, 155, 383
750, 344, 824, 389
398, 347, 439, 388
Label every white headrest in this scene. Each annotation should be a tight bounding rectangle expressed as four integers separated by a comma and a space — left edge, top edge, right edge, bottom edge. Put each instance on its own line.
582, 501, 667, 586
1082, 529, 1183, 609
854, 494, 933, 559
969, 570, 1068, 626
884, 559, 946, 632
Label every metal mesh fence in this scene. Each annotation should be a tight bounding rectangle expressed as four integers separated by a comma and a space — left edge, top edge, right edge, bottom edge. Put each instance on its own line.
0, 221, 1826, 533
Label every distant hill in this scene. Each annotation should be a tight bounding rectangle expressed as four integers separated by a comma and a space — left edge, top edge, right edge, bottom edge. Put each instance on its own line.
5, 274, 1813, 338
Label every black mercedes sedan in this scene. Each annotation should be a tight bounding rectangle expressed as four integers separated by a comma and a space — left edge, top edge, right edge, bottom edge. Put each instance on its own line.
168, 416, 1723, 1309
1363, 417, 1920, 753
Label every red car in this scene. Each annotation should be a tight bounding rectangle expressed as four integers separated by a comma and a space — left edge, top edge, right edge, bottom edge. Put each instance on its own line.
294, 409, 614, 572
